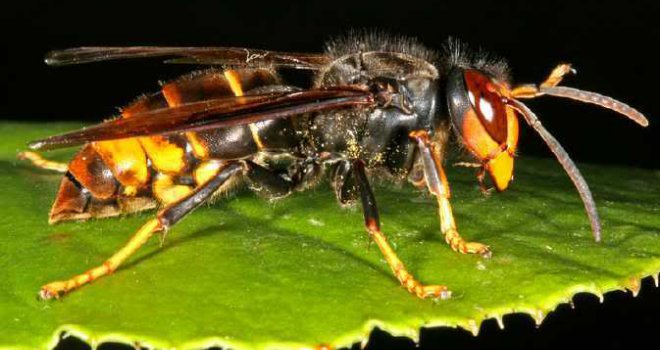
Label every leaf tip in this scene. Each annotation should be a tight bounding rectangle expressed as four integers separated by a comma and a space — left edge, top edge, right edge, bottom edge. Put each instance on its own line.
625, 278, 642, 297
467, 320, 479, 336
595, 291, 605, 303
359, 337, 369, 350
533, 309, 545, 327
494, 315, 505, 330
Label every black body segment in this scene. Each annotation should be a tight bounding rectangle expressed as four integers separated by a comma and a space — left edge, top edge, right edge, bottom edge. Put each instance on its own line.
309, 51, 441, 177
245, 160, 295, 199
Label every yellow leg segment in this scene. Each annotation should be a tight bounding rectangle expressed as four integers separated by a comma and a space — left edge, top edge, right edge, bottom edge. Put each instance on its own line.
39, 161, 244, 299
411, 130, 491, 257
436, 195, 491, 257
354, 158, 449, 299
432, 140, 491, 257
18, 151, 68, 173
39, 219, 162, 299
366, 219, 451, 299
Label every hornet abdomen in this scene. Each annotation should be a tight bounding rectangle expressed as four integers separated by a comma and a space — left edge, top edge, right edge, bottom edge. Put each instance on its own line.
49, 68, 300, 223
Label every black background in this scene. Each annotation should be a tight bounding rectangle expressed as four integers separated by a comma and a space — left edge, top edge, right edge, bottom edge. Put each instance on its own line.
3, 1, 660, 349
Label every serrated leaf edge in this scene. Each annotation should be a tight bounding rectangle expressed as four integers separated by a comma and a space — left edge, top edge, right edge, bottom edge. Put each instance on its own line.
4, 268, 657, 350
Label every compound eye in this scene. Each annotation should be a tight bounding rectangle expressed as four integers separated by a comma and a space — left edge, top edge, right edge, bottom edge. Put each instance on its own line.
463, 70, 509, 143
447, 69, 512, 158
447, 68, 519, 191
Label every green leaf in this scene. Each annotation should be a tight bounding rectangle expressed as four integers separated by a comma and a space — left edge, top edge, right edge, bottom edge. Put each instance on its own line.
2, 121, 659, 350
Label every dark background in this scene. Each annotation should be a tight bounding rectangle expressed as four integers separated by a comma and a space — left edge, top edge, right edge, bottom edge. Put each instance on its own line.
3, 1, 660, 349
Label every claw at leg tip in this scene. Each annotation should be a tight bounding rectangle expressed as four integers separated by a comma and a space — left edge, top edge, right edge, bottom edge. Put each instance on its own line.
440, 290, 452, 299
39, 283, 66, 300
431, 286, 452, 300
38, 288, 54, 300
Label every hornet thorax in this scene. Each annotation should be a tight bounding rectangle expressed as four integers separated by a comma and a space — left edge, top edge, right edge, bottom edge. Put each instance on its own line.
306, 51, 442, 178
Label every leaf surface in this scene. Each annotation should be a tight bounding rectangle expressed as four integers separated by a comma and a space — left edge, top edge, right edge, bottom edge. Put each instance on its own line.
1, 121, 659, 349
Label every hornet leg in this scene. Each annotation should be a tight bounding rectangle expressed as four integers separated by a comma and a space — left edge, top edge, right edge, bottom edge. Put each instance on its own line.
18, 151, 68, 173
353, 159, 451, 299
39, 162, 245, 299
410, 130, 491, 257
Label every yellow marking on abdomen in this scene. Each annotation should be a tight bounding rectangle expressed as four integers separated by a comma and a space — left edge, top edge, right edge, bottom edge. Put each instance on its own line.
162, 82, 210, 159
224, 69, 264, 150
122, 185, 138, 196
248, 123, 265, 150
92, 138, 149, 187
184, 132, 210, 159
224, 70, 245, 97
193, 160, 225, 186
139, 136, 186, 174
120, 93, 187, 174
152, 173, 193, 205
